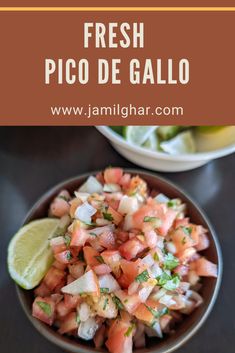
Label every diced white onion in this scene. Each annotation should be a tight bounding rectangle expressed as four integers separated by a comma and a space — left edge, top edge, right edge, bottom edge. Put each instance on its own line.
77, 317, 99, 340
128, 281, 139, 295
138, 284, 154, 302
88, 225, 115, 237
159, 294, 176, 307
166, 242, 177, 254
150, 287, 166, 301
155, 193, 170, 204
142, 254, 155, 268
123, 214, 134, 231
103, 183, 121, 192
74, 192, 90, 202
98, 274, 120, 293
185, 290, 203, 307
74, 201, 97, 224
78, 302, 91, 322
118, 195, 139, 215
79, 176, 103, 194
149, 263, 163, 278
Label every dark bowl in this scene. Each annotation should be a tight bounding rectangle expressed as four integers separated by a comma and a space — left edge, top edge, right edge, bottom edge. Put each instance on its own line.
16, 169, 222, 353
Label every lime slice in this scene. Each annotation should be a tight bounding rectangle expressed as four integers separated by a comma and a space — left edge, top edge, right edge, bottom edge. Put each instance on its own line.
8, 218, 60, 289
124, 126, 158, 146
143, 132, 159, 150
160, 131, 196, 155
195, 126, 235, 152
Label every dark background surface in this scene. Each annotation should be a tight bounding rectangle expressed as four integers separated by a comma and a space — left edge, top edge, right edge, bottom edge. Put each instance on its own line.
0, 126, 234, 353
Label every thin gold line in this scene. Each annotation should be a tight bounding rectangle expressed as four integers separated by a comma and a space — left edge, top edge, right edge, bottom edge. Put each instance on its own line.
0, 7, 235, 11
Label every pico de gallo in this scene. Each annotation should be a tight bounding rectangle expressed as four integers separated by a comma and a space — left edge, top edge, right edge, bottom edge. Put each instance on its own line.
32, 168, 217, 353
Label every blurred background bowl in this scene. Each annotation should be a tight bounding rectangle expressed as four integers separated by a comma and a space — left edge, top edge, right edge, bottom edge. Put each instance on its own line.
96, 126, 235, 172
16, 170, 222, 353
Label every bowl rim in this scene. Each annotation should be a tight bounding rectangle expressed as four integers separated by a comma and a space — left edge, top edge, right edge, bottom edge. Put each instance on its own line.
96, 126, 235, 162
16, 169, 223, 353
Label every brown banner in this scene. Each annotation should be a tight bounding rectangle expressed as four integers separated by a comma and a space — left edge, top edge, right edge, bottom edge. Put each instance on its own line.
0, 11, 235, 125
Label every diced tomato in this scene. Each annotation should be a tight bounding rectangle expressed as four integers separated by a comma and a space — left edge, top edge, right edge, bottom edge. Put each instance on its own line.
101, 250, 122, 277
171, 227, 197, 253
56, 300, 72, 318
54, 279, 66, 293
195, 233, 210, 251
133, 303, 153, 324
144, 230, 158, 249
160, 314, 172, 331
158, 209, 177, 236
177, 247, 197, 263
64, 294, 81, 309
50, 237, 67, 255
193, 257, 218, 277
104, 168, 123, 184
94, 324, 106, 348
68, 262, 85, 278
34, 282, 51, 297
106, 206, 123, 226
69, 198, 82, 218
119, 173, 131, 189
32, 296, 55, 325
106, 198, 120, 211
119, 238, 146, 261
106, 319, 133, 353
93, 264, 112, 275
83, 246, 100, 266
71, 227, 89, 247
43, 266, 65, 291
53, 260, 67, 271
174, 218, 189, 229
55, 250, 75, 265
58, 312, 78, 334
99, 231, 116, 249
50, 197, 70, 218
116, 229, 129, 242
120, 259, 143, 286
114, 290, 141, 314
51, 294, 63, 304
174, 265, 189, 277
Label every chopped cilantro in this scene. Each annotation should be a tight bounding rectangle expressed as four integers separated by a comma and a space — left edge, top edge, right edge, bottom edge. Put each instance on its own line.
145, 305, 169, 319
135, 270, 150, 283
157, 273, 180, 291
163, 253, 179, 271
143, 216, 162, 227
57, 195, 69, 202
182, 226, 192, 236
77, 250, 84, 262
167, 200, 177, 208
153, 252, 159, 262
112, 296, 124, 310
76, 313, 81, 324
36, 301, 52, 316
95, 255, 105, 264
124, 323, 136, 337
124, 299, 128, 303
66, 251, 73, 261
64, 234, 71, 247
103, 298, 109, 310
181, 236, 187, 245
100, 287, 109, 293
103, 212, 114, 221
89, 232, 97, 237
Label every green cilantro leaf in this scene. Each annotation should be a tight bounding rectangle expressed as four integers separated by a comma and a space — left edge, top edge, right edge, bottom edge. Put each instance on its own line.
103, 212, 114, 221
100, 287, 109, 293
163, 253, 179, 271
66, 251, 73, 261
182, 226, 192, 236
135, 270, 150, 283
143, 216, 162, 227
145, 305, 169, 319
36, 301, 52, 316
103, 298, 109, 310
112, 296, 124, 310
124, 323, 136, 337
95, 255, 105, 264
64, 234, 71, 247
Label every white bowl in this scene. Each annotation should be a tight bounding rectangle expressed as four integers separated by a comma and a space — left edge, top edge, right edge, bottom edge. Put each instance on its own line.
96, 126, 235, 172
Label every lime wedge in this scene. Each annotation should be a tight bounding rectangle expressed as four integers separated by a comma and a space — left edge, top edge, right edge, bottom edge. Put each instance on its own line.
160, 131, 196, 155
8, 218, 60, 289
124, 126, 158, 146
143, 132, 159, 150
195, 126, 235, 152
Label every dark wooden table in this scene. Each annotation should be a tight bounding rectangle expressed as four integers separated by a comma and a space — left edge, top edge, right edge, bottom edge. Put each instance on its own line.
0, 127, 234, 353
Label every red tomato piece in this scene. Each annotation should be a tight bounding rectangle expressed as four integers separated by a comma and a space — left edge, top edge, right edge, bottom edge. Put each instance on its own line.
119, 238, 146, 261
104, 168, 123, 184
58, 312, 78, 334
107, 206, 123, 226
43, 266, 66, 291
34, 282, 51, 297
194, 257, 218, 277
55, 250, 75, 265
83, 246, 100, 266
32, 296, 55, 325
106, 319, 133, 353
71, 227, 89, 247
